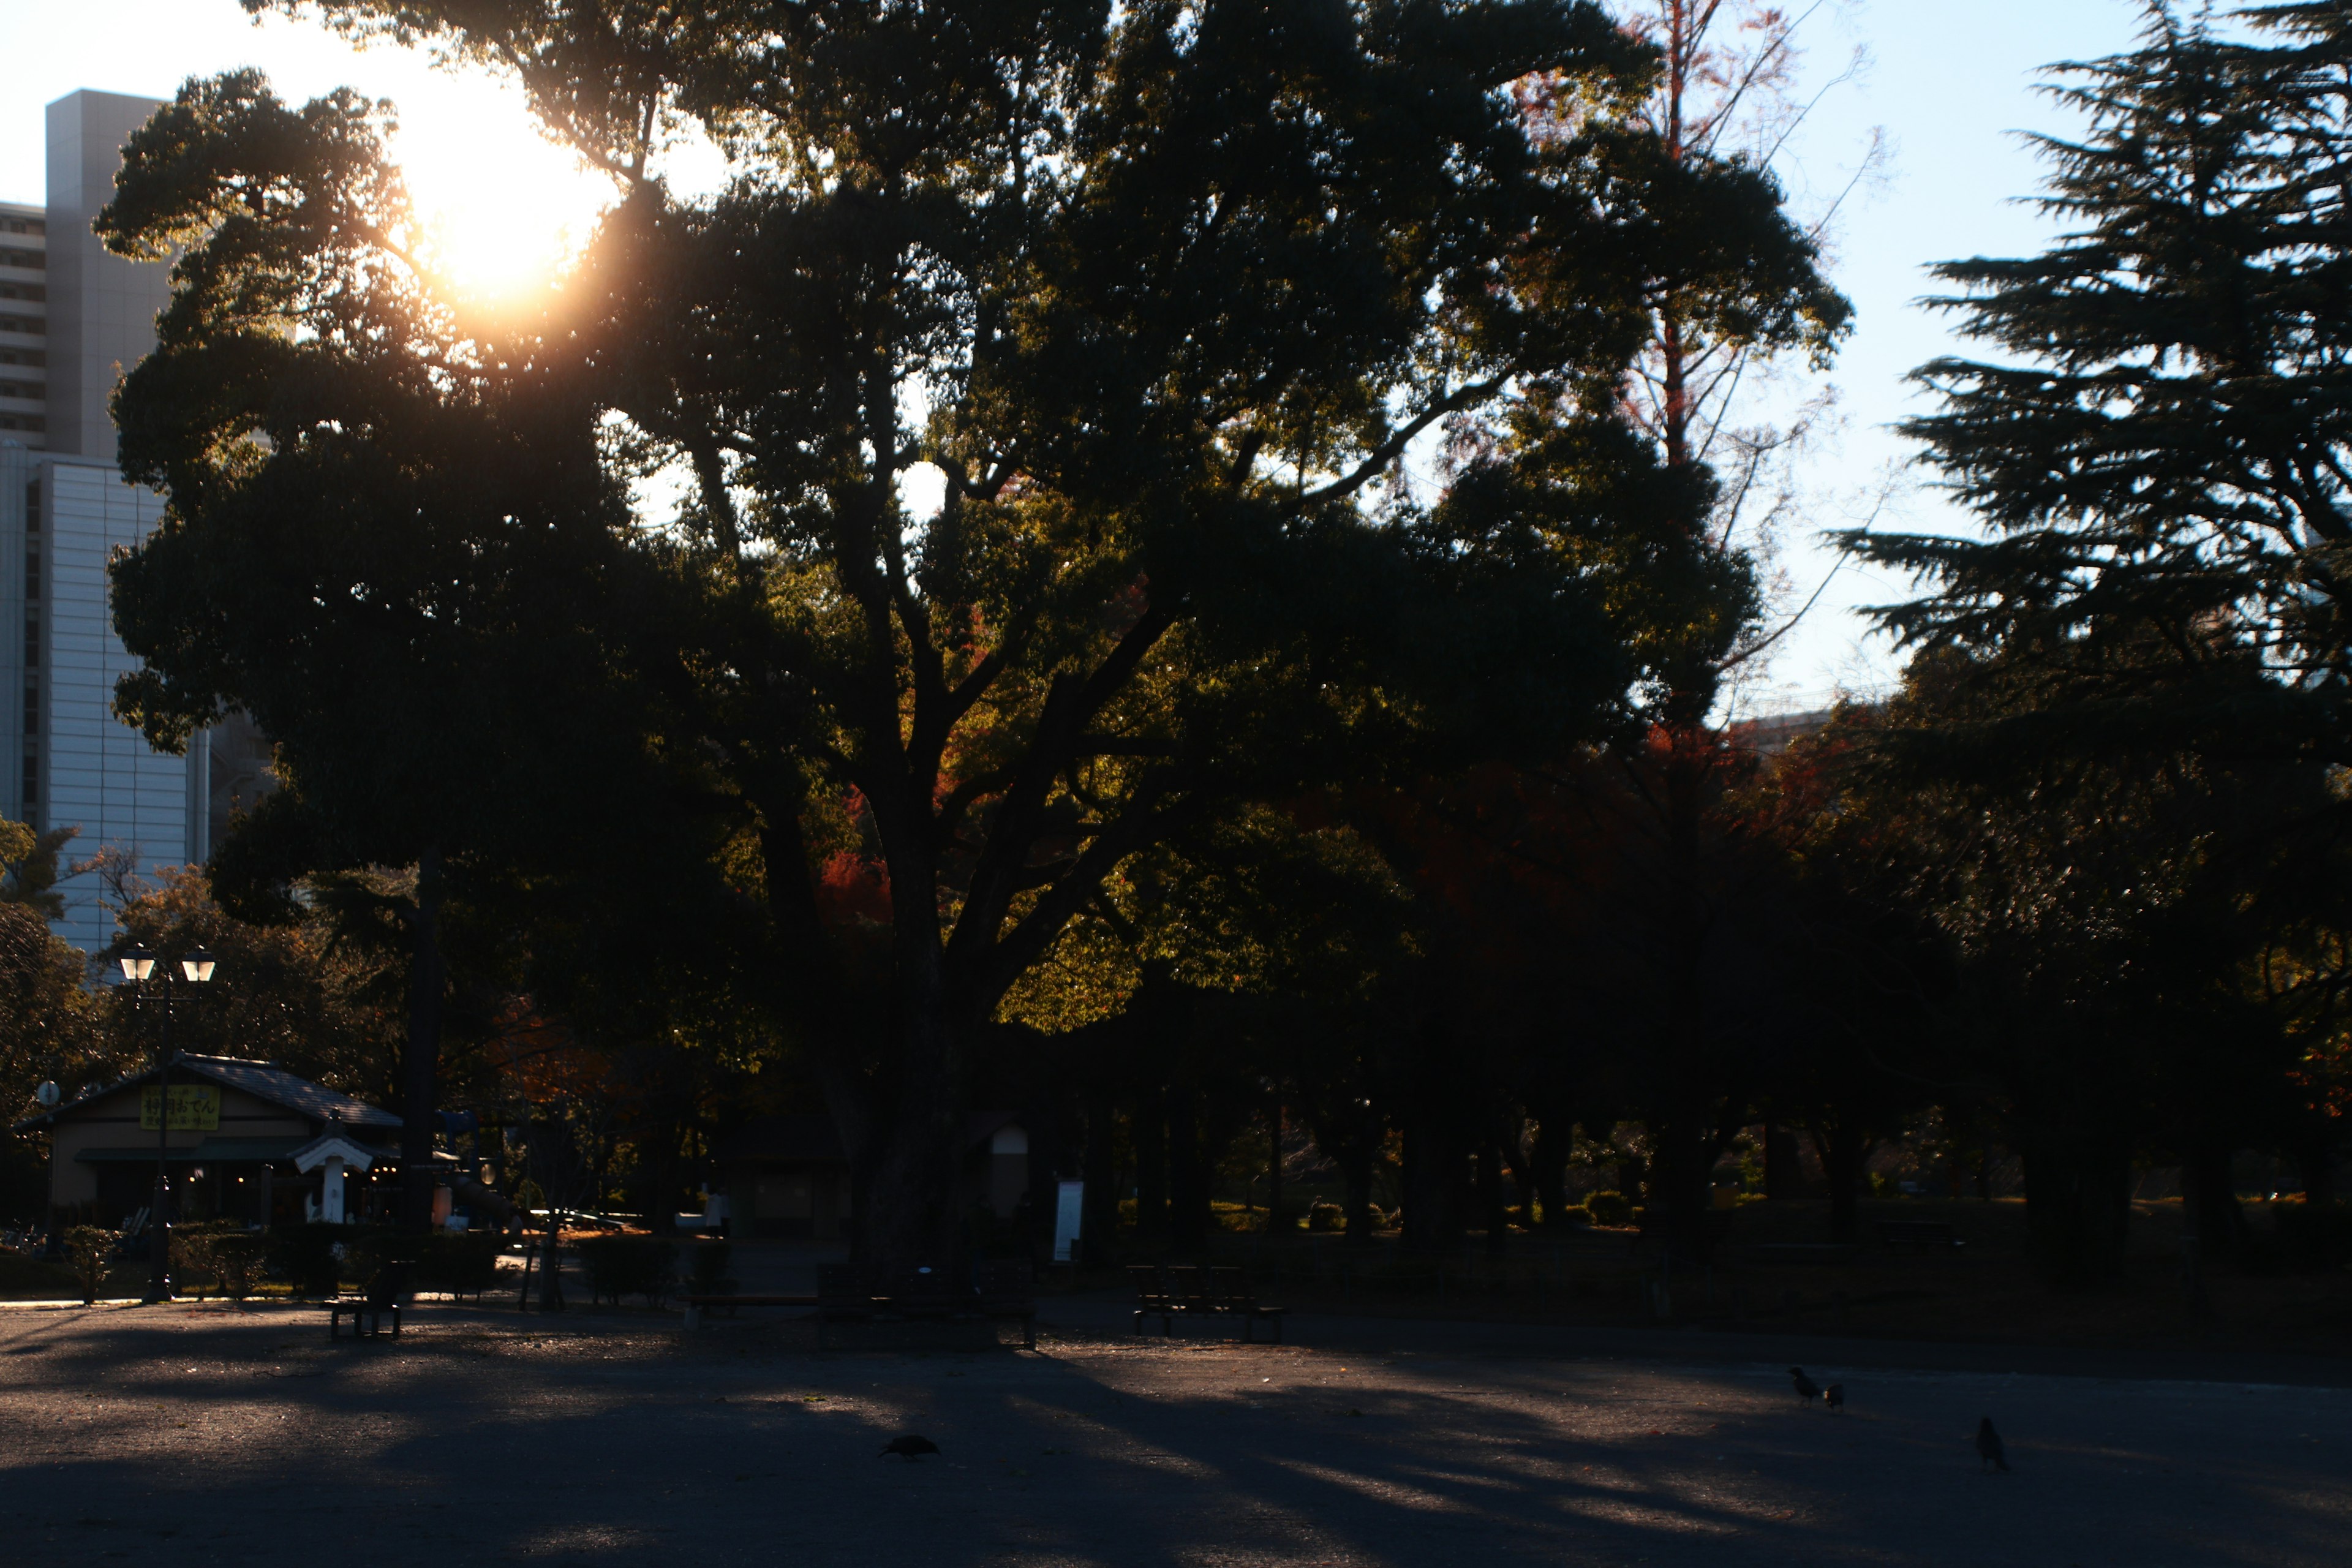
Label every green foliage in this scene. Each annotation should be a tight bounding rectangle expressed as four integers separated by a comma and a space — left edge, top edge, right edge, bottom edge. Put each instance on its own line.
0, 816, 74, 920
102, 0, 1845, 1266
1845, 2, 2352, 767
0, 1251, 83, 1301
1584, 1190, 1633, 1227
62, 1226, 116, 1305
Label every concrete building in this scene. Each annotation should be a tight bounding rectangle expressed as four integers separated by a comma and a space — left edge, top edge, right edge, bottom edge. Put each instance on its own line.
1, 91, 272, 953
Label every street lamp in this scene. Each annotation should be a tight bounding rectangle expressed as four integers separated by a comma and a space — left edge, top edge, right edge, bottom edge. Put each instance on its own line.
121, 943, 217, 1303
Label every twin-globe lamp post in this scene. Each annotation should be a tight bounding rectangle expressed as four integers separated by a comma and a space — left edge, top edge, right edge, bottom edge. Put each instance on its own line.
119, 942, 216, 1304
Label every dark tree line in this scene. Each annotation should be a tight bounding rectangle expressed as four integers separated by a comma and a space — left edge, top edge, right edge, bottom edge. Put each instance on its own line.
5, 1, 2345, 1291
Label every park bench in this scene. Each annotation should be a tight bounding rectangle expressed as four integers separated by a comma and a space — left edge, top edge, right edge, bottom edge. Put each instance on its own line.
812, 1262, 1036, 1349
1130, 1264, 1182, 1336
1876, 1220, 1962, 1249
327, 1264, 408, 1341
679, 1293, 816, 1332
1141, 1264, 1285, 1343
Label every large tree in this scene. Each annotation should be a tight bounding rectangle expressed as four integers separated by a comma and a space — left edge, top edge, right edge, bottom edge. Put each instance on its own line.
107, 0, 1837, 1267
1846, 1, 2352, 765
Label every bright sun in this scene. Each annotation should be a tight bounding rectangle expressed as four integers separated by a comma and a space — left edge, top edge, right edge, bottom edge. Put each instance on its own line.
390, 94, 615, 306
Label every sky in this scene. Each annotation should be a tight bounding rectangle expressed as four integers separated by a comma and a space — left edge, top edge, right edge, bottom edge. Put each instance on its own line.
0, 0, 2164, 714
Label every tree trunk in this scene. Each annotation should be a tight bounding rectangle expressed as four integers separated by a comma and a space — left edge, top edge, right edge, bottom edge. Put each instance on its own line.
1763, 1123, 1801, 1200
638, 1122, 684, 1238
1081, 1088, 1118, 1262
1341, 1140, 1375, 1243
2294, 1134, 2338, 1207
1817, 1123, 1869, 1246
1400, 1102, 1461, 1257
1529, 1121, 1571, 1232
1476, 1141, 1507, 1254
1134, 1089, 1169, 1242
861, 1087, 968, 1273
1267, 1101, 1284, 1235
1168, 1087, 1208, 1251
2019, 1136, 2133, 1284
398, 846, 446, 1234
2182, 1145, 2251, 1264
1646, 1107, 1717, 1261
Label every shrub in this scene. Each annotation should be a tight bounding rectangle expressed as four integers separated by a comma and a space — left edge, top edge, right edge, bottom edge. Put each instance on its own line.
578, 1236, 677, 1306
682, 1240, 733, 1295
169, 1221, 243, 1297
208, 1234, 268, 1302
62, 1226, 115, 1305
268, 1224, 352, 1297
0, 1250, 86, 1302
1585, 1191, 1633, 1227
268, 1223, 408, 1296
1305, 1202, 1346, 1232
1551, 1203, 1593, 1228
417, 1229, 505, 1299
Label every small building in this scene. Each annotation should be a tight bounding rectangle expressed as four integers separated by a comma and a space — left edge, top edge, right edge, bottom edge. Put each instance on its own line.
12, 1054, 405, 1230
716, 1112, 1030, 1240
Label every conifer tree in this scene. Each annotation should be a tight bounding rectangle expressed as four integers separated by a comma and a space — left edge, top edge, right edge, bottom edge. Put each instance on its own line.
1847, 1, 2352, 766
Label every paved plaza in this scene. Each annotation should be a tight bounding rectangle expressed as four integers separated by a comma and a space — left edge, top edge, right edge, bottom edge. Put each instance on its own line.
0, 1300, 2345, 1566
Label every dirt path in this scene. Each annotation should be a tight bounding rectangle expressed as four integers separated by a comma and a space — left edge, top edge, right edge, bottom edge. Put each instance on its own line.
0, 1300, 2342, 1566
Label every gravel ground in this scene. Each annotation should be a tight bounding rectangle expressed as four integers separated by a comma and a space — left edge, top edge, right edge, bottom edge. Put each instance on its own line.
0, 1300, 2345, 1567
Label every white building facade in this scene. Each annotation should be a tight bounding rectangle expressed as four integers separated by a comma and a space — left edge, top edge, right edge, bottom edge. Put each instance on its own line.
1, 90, 268, 954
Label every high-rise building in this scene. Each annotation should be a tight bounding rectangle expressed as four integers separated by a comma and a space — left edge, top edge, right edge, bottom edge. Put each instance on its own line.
1, 91, 273, 954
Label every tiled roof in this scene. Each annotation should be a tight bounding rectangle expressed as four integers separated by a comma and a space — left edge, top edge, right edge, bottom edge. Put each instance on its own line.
10, 1054, 400, 1133
176, 1055, 402, 1128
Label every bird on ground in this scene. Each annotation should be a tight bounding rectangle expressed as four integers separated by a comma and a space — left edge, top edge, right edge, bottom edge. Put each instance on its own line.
1824, 1384, 1845, 1413
1789, 1366, 1822, 1403
1975, 1418, 2010, 1472
880, 1434, 940, 1461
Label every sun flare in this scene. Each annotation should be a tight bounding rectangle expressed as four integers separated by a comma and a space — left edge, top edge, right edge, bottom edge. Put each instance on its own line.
390, 94, 614, 306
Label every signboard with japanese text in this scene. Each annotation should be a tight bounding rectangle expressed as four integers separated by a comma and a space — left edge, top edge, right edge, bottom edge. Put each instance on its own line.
140, 1085, 221, 1131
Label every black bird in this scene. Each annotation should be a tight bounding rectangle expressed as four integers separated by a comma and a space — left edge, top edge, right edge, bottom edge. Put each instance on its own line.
1789, 1366, 1822, 1403
880, 1434, 940, 1461
1824, 1384, 1845, 1413
1976, 1418, 2010, 1472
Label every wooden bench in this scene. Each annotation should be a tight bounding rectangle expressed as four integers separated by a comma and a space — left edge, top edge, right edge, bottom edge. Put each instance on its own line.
1134, 1264, 1285, 1343
1877, 1220, 1962, 1248
1130, 1263, 1180, 1336
328, 1265, 408, 1340
813, 1262, 1035, 1349
680, 1293, 816, 1332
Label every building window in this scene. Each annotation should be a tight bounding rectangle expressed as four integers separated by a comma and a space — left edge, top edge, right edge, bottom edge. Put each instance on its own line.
24, 480, 38, 530
21, 685, 34, 736
21, 750, 36, 809
24, 551, 38, 600
23, 606, 37, 668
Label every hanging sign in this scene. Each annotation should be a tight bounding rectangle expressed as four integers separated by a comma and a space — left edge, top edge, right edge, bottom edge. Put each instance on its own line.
140, 1085, 221, 1131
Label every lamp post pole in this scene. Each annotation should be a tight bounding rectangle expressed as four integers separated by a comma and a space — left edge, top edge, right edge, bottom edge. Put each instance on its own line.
122, 943, 216, 1305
